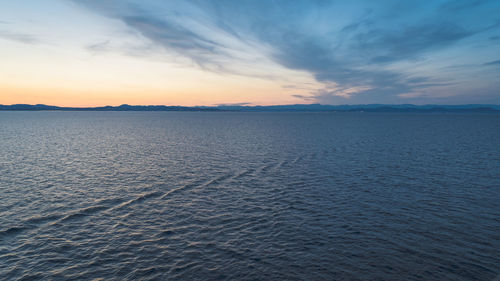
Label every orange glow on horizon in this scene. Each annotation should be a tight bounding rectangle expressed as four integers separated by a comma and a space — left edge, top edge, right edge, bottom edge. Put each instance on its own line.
0, 37, 318, 107
0, 84, 309, 107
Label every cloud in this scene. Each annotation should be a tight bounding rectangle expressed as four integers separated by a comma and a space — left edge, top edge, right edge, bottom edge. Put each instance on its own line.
0, 31, 40, 44
439, 0, 488, 12
86, 40, 111, 53
250, 5, 491, 101
292, 94, 316, 102
215, 102, 252, 106
73, 0, 275, 75
121, 15, 225, 63
484, 59, 500, 66
260, 23, 466, 102
73, 0, 500, 104
359, 23, 472, 63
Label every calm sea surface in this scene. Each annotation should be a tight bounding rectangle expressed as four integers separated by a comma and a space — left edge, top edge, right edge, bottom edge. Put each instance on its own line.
0, 112, 499, 280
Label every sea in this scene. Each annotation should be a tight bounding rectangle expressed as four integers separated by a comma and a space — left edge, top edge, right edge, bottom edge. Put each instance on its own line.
0, 111, 499, 280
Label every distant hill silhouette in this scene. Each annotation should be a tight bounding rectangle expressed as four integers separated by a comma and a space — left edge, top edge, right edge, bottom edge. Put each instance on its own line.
1, 103, 499, 112
0, 104, 219, 111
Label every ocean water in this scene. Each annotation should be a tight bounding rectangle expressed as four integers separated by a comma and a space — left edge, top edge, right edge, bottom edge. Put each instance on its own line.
0, 111, 499, 281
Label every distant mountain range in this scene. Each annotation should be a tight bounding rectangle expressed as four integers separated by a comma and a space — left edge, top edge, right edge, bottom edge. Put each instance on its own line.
1, 103, 500, 112
0, 104, 218, 111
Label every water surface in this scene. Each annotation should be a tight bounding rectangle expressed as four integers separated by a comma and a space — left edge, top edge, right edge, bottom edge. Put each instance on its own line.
1, 112, 499, 280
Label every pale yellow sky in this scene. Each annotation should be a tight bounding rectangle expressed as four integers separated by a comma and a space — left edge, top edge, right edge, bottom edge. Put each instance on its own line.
0, 38, 315, 106
0, 33, 318, 107
3, 0, 499, 106
0, 1, 320, 107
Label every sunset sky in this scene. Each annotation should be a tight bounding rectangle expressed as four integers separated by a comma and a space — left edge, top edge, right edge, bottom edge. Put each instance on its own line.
1, 0, 500, 106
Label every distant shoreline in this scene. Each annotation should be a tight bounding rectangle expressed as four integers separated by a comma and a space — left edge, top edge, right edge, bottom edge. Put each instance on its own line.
1, 104, 499, 113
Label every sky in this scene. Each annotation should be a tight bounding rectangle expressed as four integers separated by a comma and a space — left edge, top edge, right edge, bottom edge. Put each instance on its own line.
1, 0, 500, 106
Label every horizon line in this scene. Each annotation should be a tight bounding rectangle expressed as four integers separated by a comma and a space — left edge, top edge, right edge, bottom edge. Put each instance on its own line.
2, 103, 500, 108
1, 103, 500, 113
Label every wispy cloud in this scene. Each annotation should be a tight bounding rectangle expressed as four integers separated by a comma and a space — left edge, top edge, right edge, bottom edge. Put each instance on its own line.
292, 94, 316, 102
439, 0, 488, 12
0, 30, 40, 44
484, 59, 500, 66
74, 0, 275, 76
86, 40, 111, 53
73, 0, 500, 104
215, 102, 252, 106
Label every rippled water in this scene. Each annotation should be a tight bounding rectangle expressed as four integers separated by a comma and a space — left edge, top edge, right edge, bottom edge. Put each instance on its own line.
1, 112, 499, 280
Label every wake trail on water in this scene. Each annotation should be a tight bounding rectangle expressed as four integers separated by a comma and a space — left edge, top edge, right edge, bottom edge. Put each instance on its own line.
0, 154, 311, 240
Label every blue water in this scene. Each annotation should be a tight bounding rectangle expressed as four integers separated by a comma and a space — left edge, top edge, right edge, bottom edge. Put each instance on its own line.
1, 112, 499, 280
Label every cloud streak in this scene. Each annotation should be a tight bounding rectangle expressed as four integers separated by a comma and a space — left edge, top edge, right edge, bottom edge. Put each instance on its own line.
484, 59, 500, 66
74, 0, 276, 76
0, 30, 40, 44
74, 0, 500, 104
